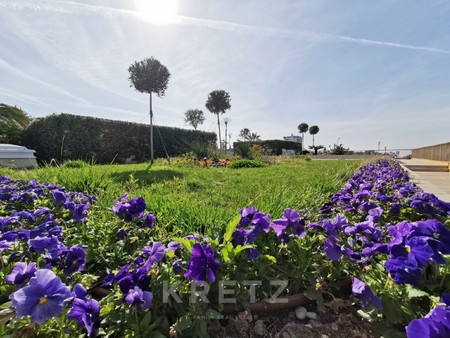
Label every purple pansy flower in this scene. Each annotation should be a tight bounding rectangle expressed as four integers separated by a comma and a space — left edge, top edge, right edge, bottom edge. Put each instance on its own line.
142, 242, 165, 266
184, 244, 220, 285
167, 241, 182, 252
10, 269, 71, 324
324, 238, 342, 260
52, 190, 68, 204
72, 202, 90, 222
68, 298, 100, 337
63, 245, 87, 274
124, 286, 153, 309
69, 281, 100, 335
138, 213, 155, 228
271, 208, 306, 242
113, 196, 147, 222
172, 259, 183, 274
28, 235, 60, 253
0, 240, 12, 253
5, 262, 37, 287
351, 277, 382, 311
72, 283, 88, 299
116, 228, 127, 239
385, 257, 422, 285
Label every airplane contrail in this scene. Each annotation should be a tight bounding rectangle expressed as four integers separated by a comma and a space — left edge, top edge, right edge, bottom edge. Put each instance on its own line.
1, 0, 450, 55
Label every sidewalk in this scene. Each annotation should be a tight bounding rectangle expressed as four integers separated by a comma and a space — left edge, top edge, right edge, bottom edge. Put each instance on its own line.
398, 159, 450, 202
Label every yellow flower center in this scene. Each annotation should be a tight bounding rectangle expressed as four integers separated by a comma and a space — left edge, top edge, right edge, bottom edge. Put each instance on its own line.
406, 246, 411, 254
39, 295, 48, 305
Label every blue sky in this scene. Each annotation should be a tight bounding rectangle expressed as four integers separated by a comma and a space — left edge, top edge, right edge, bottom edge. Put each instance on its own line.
1, 0, 450, 152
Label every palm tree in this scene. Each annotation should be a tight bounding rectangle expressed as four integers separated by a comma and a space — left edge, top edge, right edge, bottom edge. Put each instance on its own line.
184, 109, 205, 130
128, 57, 170, 165
0, 103, 31, 143
205, 90, 231, 149
297, 123, 309, 154
309, 125, 320, 147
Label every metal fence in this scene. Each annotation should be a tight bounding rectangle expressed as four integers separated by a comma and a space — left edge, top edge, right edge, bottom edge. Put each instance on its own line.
412, 142, 450, 162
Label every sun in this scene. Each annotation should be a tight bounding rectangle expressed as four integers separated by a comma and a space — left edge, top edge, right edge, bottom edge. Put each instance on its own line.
134, 0, 179, 24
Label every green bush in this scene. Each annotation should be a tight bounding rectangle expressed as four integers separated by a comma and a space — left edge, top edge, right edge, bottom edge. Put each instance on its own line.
21, 113, 217, 164
61, 159, 89, 168
229, 159, 268, 168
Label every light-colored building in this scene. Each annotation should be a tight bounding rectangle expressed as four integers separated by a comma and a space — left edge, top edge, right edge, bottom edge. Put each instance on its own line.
283, 134, 302, 143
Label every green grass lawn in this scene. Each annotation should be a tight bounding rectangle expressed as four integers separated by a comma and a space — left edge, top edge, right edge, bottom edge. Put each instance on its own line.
0, 158, 361, 238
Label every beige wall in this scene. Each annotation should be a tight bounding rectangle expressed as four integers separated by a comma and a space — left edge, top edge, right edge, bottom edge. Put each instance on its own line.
412, 142, 450, 162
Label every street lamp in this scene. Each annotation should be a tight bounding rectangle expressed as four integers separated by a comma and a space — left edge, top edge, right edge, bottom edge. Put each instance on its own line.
60, 130, 69, 161
223, 118, 231, 150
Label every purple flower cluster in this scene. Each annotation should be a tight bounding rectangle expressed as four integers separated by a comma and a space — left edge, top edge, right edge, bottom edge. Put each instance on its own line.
311, 160, 450, 286
103, 242, 165, 309
384, 219, 450, 285
320, 160, 450, 220
113, 194, 155, 227
1, 177, 91, 274
1, 176, 97, 331
232, 206, 271, 246
230, 206, 309, 258
406, 295, 450, 337
0, 176, 96, 223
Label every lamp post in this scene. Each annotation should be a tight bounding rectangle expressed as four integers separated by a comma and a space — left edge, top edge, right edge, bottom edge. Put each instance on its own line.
223, 118, 230, 150
60, 130, 69, 161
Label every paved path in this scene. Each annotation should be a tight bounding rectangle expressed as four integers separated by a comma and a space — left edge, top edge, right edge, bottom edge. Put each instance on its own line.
398, 159, 450, 202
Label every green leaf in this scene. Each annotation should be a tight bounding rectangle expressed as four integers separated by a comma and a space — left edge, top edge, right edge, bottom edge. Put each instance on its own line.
221, 242, 230, 262
140, 311, 152, 329
176, 314, 192, 331
205, 308, 223, 320
234, 244, 252, 255
382, 298, 404, 325
100, 302, 114, 316
406, 285, 429, 298
264, 255, 277, 264
172, 237, 193, 252
223, 213, 241, 243
303, 288, 318, 301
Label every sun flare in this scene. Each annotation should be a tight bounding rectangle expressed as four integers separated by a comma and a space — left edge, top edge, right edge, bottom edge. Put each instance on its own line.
134, 0, 179, 24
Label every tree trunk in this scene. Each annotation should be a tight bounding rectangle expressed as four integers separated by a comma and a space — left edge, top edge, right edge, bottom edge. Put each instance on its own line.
300, 133, 303, 154
224, 123, 228, 150
149, 93, 154, 165
217, 113, 222, 150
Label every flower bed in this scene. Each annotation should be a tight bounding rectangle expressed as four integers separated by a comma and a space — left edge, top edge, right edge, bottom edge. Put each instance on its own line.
0, 159, 449, 337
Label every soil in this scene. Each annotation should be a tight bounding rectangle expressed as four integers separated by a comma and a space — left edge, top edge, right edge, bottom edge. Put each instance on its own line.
208, 303, 380, 338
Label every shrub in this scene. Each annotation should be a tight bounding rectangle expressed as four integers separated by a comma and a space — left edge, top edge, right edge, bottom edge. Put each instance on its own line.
61, 160, 89, 168
229, 159, 268, 169
21, 113, 217, 164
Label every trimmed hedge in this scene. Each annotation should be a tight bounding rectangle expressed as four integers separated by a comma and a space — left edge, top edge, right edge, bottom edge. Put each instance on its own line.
21, 114, 217, 164
233, 139, 303, 156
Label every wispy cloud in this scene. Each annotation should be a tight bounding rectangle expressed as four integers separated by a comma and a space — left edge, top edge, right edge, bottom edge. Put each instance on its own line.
0, 57, 91, 104
1, 0, 450, 55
